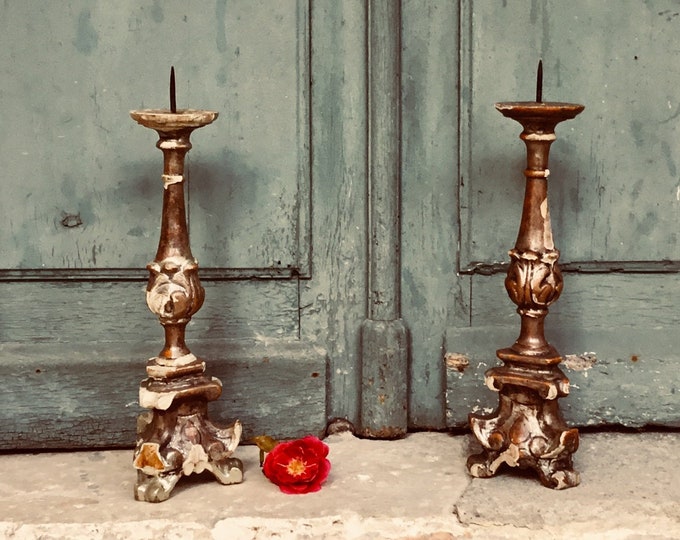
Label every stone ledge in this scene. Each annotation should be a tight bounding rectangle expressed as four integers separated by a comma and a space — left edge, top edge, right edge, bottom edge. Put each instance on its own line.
1, 432, 679, 539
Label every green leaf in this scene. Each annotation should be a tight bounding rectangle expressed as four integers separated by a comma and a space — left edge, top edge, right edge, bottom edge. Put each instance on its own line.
252, 435, 279, 453
252, 435, 279, 467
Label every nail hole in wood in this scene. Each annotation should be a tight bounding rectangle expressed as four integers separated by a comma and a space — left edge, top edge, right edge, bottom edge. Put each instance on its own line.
61, 213, 83, 228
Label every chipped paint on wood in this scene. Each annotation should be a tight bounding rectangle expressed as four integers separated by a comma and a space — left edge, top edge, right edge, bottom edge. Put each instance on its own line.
563, 352, 597, 371
0, 340, 327, 450
0, 1, 308, 274
161, 174, 183, 189
459, 1, 680, 269
2, 1, 680, 450
401, 0, 460, 428
300, 0, 367, 427
445, 353, 470, 373
446, 326, 680, 429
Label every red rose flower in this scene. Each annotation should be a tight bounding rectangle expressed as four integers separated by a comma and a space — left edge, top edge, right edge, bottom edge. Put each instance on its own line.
262, 435, 331, 494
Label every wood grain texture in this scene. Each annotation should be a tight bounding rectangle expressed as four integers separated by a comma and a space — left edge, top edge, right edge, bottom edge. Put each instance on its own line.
0, 340, 326, 450
470, 273, 680, 329
0, 280, 299, 343
366, 0, 401, 321
301, 0, 368, 427
357, 0, 409, 437
187, 0, 312, 274
401, 0, 460, 429
445, 326, 680, 429
450, 1, 680, 430
0, 0, 310, 276
447, 272, 680, 428
3, 1, 680, 451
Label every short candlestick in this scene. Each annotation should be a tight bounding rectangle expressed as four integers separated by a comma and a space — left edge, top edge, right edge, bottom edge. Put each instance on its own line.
467, 100, 584, 489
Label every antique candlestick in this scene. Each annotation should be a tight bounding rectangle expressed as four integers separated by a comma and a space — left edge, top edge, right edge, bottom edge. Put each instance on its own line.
467, 62, 584, 489
130, 68, 243, 502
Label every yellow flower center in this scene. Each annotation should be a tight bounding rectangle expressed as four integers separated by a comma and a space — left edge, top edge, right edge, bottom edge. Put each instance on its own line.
286, 458, 307, 477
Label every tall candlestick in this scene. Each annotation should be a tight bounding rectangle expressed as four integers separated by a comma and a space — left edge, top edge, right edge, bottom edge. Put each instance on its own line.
129, 80, 243, 502
170, 66, 177, 113
466, 66, 584, 489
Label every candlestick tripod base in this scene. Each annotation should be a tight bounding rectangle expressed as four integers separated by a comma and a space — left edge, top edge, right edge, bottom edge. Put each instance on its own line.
133, 373, 244, 503
467, 363, 580, 490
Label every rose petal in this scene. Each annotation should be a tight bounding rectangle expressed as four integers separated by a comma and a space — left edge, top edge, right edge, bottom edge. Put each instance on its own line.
262, 436, 331, 494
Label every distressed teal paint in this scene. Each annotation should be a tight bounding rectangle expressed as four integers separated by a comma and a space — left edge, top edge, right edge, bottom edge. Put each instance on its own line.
149, 0, 164, 23
215, 0, 228, 53
401, 0, 459, 429
73, 9, 98, 55
446, 324, 680, 428
0, 340, 327, 450
302, 0, 367, 429
358, 0, 409, 439
445, 0, 680, 431
0, 0, 308, 273
459, 0, 680, 268
3, 1, 680, 450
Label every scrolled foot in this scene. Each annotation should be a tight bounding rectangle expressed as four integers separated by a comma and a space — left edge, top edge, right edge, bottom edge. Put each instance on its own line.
536, 454, 580, 490
466, 451, 497, 479
543, 467, 580, 490
212, 456, 244, 485
134, 470, 182, 503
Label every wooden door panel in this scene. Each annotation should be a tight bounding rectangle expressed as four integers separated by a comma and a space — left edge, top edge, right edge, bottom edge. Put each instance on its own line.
186, 0, 311, 274
0, 1, 323, 450
0, 280, 299, 343
469, 274, 680, 329
459, 0, 680, 270
0, 339, 326, 450
0, 0, 310, 276
444, 1, 680, 432
445, 274, 680, 428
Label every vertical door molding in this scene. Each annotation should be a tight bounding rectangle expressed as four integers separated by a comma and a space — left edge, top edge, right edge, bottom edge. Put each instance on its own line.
304, 0, 368, 430
401, 0, 462, 430
358, 0, 409, 438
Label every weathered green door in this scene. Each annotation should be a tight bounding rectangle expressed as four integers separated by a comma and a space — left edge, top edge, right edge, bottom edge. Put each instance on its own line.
0, 0, 327, 449
445, 0, 680, 429
1, 1, 679, 451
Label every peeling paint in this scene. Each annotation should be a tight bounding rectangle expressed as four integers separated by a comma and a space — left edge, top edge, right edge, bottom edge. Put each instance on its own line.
444, 352, 470, 373
161, 174, 183, 189
139, 387, 177, 410
153, 352, 197, 367
563, 352, 597, 371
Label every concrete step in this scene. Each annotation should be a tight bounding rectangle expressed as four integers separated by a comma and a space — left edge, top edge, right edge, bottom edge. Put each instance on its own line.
1, 431, 678, 539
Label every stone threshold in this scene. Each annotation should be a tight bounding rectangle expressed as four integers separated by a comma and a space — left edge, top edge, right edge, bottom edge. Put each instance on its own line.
1, 431, 679, 539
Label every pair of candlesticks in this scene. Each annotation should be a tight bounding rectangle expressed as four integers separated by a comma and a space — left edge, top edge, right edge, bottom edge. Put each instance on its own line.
129, 63, 583, 502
